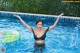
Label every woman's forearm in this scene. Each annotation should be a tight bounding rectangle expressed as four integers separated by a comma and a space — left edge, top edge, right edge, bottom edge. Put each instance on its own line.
14, 15, 32, 31
53, 16, 60, 27
19, 18, 31, 29
19, 18, 27, 26
49, 13, 64, 30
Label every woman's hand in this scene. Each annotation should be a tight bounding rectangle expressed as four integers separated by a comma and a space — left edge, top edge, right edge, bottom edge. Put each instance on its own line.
14, 15, 21, 19
58, 13, 64, 18
60, 13, 64, 16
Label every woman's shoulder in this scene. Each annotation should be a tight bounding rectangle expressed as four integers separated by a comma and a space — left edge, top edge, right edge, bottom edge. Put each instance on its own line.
43, 27, 49, 31
31, 27, 36, 31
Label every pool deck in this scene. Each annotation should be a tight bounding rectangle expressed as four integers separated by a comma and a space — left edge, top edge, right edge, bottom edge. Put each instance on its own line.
0, 11, 80, 19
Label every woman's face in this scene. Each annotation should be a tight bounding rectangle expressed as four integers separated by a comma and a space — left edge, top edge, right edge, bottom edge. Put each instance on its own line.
37, 22, 42, 28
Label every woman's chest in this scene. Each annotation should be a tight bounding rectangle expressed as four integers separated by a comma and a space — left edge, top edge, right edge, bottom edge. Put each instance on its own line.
34, 30, 45, 38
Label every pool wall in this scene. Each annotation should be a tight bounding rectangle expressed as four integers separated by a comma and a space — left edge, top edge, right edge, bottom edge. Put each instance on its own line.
0, 11, 80, 27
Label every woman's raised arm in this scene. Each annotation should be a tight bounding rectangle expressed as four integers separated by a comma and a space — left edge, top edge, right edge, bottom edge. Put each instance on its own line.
48, 13, 64, 30
14, 15, 32, 31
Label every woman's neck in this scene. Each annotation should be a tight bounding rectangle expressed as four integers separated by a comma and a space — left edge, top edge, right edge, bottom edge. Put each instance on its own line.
38, 28, 42, 31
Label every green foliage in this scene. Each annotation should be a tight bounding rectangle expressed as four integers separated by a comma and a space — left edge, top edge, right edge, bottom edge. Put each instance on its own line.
0, 0, 80, 17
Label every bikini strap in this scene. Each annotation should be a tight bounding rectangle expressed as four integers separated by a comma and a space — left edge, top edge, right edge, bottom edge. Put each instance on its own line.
45, 27, 49, 32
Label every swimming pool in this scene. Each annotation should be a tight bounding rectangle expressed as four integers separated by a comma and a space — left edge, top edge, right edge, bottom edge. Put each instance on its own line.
0, 11, 80, 53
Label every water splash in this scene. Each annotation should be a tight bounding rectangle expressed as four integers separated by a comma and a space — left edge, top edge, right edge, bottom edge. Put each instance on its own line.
70, 20, 79, 48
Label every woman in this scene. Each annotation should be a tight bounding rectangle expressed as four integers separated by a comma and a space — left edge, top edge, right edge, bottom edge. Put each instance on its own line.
14, 13, 64, 53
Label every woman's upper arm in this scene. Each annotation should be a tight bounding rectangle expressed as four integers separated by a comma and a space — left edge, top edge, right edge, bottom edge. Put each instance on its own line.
30, 27, 36, 33
44, 26, 55, 31
48, 26, 55, 30
44, 27, 50, 32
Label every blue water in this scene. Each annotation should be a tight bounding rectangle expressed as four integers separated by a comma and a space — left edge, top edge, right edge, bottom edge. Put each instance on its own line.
0, 12, 80, 53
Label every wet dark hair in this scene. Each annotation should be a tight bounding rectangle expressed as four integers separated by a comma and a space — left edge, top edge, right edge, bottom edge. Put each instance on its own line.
36, 20, 43, 25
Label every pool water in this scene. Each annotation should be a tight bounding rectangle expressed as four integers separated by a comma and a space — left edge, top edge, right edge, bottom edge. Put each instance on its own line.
0, 12, 80, 53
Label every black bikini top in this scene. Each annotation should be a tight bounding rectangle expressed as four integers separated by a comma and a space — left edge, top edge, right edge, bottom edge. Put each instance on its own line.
31, 27, 49, 40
